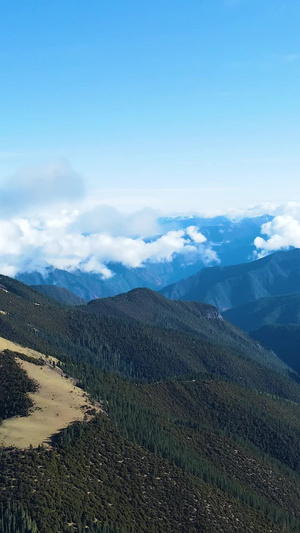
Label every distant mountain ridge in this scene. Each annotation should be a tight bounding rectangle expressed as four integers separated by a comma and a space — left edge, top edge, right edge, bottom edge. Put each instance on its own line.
250, 324, 300, 375
223, 293, 300, 332
17, 259, 205, 301
16, 214, 273, 300
32, 284, 87, 306
161, 248, 300, 311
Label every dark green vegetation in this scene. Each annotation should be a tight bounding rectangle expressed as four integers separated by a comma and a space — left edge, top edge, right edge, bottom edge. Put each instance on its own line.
32, 285, 87, 306
85, 288, 291, 376
3, 350, 45, 367
0, 351, 38, 422
223, 293, 300, 332
251, 323, 300, 375
161, 248, 300, 311
1, 275, 300, 531
0, 280, 289, 380
0, 502, 38, 533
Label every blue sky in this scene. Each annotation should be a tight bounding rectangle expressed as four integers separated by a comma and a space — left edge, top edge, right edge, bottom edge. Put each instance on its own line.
0, 1, 300, 275
0, 0, 299, 213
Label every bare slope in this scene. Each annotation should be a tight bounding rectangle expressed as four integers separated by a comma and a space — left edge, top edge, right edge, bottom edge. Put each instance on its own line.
0, 337, 99, 449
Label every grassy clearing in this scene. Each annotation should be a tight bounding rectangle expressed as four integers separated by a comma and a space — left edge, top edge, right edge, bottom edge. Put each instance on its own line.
0, 337, 58, 364
0, 337, 100, 449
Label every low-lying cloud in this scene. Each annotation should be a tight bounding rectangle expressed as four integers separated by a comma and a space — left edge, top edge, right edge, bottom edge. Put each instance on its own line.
255, 214, 300, 255
0, 160, 222, 277
72, 205, 161, 238
0, 210, 218, 278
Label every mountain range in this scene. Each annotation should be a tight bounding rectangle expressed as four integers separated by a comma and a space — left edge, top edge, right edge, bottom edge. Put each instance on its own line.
161, 248, 300, 310
2, 274, 300, 531
223, 293, 300, 332
16, 214, 273, 301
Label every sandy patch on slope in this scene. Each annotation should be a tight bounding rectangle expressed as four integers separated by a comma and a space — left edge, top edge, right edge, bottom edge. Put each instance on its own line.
0, 337, 100, 449
0, 337, 57, 364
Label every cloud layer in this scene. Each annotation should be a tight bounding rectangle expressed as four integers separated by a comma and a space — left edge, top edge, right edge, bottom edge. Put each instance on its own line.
0, 211, 216, 278
254, 203, 300, 255
0, 160, 222, 277
8, 160, 300, 277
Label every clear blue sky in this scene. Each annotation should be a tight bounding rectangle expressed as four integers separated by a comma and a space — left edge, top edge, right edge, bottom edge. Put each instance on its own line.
0, 0, 299, 212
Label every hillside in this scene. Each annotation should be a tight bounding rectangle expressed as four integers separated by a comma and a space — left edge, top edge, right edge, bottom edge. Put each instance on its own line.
85, 288, 289, 375
223, 293, 300, 332
86, 287, 222, 323
33, 284, 87, 306
0, 275, 56, 306
2, 275, 300, 531
161, 248, 300, 310
0, 278, 289, 381
0, 338, 99, 448
250, 324, 300, 374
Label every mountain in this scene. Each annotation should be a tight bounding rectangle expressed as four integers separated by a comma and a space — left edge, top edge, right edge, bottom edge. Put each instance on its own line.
17, 259, 206, 301
223, 293, 300, 332
16, 215, 274, 301
2, 275, 300, 531
86, 286, 222, 324
161, 248, 300, 311
85, 288, 288, 374
161, 214, 273, 266
17, 264, 156, 300
0, 278, 288, 381
32, 284, 87, 305
250, 323, 300, 375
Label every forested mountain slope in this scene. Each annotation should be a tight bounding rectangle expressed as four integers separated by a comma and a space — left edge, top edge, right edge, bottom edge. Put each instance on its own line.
0, 278, 289, 379
161, 248, 300, 310
250, 323, 300, 375
32, 284, 87, 306
85, 288, 289, 374
1, 275, 300, 531
223, 293, 300, 332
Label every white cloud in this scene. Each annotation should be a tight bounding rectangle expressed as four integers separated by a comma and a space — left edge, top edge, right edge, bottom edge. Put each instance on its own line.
0, 221, 23, 255
0, 160, 225, 277
72, 205, 160, 238
199, 246, 220, 265
186, 226, 207, 244
226, 201, 300, 221
0, 210, 218, 277
0, 263, 18, 277
0, 159, 85, 216
254, 215, 300, 253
